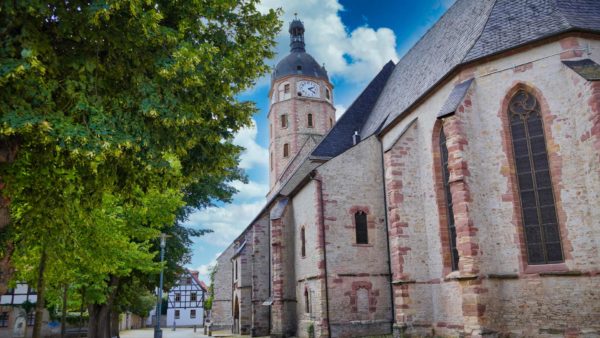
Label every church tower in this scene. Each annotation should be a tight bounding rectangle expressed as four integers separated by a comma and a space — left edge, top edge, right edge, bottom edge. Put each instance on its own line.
268, 17, 336, 193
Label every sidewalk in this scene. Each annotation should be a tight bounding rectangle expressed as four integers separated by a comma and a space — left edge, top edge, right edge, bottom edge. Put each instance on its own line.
120, 328, 208, 338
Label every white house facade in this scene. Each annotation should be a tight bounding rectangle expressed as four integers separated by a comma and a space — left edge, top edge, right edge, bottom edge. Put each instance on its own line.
165, 270, 207, 328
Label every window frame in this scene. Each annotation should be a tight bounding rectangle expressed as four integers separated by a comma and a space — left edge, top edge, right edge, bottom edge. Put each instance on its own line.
307, 113, 313, 128
283, 143, 289, 158
355, 211, 368, 244
175, 293, 181, 302
175, 310, 180, 319
439, 127, 459, 271
0, 312, 8, 328
300, 227, 306, 257
281, 114, 288, 128
304, 288, 310, 314
190, 309, 196, 318
507, 89, 563, 265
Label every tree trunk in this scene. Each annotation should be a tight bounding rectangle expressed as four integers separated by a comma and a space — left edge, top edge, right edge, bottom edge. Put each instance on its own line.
61, 284, 68, 338
0, 138, 19, 294
87, 276, 119, 338
79, 287, 85, 335
32, 246, 47, 338
110, 310, 120, 338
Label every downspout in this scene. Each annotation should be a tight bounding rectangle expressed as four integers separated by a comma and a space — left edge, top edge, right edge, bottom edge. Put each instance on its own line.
268, 216, 272, 334
378, 137, 396, 333
310, 171, 332, 338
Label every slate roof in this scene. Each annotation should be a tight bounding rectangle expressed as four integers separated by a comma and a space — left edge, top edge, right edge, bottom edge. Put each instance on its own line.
437, 78, 474, 119
272, 52, 329, 82
311, 61, 395, 158
360, 0, 600, 138
563, 59, 600, 80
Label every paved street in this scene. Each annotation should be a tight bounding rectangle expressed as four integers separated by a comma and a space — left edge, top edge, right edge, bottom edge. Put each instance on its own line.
120, 328, 210, 338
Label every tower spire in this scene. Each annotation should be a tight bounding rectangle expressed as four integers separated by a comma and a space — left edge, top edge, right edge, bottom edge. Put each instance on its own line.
289, 14, 305, 53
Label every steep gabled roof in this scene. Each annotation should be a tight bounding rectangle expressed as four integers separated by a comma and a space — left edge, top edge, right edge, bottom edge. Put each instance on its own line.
361, 0, 600, 137
311, 60, 395, 158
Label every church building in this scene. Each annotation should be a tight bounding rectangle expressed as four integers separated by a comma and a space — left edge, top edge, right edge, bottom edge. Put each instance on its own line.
212, 0, 600, 337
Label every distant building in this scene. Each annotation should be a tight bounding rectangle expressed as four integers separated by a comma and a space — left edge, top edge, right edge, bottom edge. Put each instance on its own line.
147, 269, 206, 328
0, 283, 51, 338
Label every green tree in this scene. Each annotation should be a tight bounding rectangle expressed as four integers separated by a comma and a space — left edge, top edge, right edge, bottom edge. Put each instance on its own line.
0, 1, 281, 338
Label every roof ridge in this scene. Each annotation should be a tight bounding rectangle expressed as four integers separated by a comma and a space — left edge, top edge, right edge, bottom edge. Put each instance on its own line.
461, 0, 499, 64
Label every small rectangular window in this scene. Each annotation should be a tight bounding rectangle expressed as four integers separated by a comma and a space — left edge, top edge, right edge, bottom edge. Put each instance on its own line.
284, 84, 290, 93
190, 309, 196, 318
27, 312, 35, 326
175, 310, 180, 319
355, 211, 368, 244
281, 114, 288, 128
191, 292, 197, 301
175, 293, 181, 302
283, 143, 289, 158
0, 312, 8, 328
307, 114, 313, 128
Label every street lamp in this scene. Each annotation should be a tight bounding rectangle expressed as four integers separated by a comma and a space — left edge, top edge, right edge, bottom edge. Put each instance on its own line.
154, 233, 167, 338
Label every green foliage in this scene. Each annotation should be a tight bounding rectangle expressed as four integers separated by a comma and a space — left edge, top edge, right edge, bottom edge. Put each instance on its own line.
0, 0, 282, 330
204, 264, 217, 310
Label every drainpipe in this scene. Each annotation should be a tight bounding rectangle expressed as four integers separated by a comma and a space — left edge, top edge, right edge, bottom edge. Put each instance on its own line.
309, 171, 332, 338
268, 216, 272, 335
378, 137, 396, 333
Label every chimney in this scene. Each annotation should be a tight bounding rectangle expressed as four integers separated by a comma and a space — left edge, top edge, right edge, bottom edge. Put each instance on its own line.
352, 131, 361, 145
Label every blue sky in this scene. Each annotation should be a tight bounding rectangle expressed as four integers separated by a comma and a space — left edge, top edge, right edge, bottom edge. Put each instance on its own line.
184, 0, 455, 283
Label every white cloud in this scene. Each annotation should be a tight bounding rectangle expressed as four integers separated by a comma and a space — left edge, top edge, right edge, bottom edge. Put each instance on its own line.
231, 180, 268, 200
185, 200, 265, 247
233, 119, 268, 170
194, 252, 221, 284
334, 104, 346, 120
257, 0, 399, 84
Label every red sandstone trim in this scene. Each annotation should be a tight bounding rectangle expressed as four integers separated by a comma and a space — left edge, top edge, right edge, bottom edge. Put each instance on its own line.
432, 120, 454, 276
497, 82, 573, 275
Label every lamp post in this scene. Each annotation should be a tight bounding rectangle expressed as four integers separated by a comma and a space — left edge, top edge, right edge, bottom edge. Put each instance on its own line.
154, 233, 167, 338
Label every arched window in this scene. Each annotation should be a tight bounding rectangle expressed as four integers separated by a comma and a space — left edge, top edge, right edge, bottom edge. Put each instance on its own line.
508, 90, 562, 264
281, 114, 288, 128
355, 211, 368, 244
329, 117, 333, 129
301, 227, 306, 257
326, 88, 331, 100
307, 113, 313, 128
440, 127, 459, 271
304, 288, 310, 313
283, 143, 289, 157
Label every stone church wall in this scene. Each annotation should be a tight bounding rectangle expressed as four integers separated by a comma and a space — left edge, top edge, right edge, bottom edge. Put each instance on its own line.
381, 36, 600, 337
316, 136, 393, 337
291, 181, 329, 338
212, 242, 235, 331
251, 214, 271, 336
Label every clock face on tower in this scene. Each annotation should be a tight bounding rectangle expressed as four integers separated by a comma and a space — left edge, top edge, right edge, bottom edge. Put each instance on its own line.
297, 80, 320, 98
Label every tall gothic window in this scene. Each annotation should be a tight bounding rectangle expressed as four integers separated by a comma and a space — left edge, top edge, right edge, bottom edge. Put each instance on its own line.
508, 90, 563, 264
355, 211, 368, 244
301, 227, 306, 257
307, 113, 313, 128
440, 128, 459, 271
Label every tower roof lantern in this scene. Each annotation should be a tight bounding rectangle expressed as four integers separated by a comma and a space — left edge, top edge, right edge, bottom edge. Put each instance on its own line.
272, 15, 329, 83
